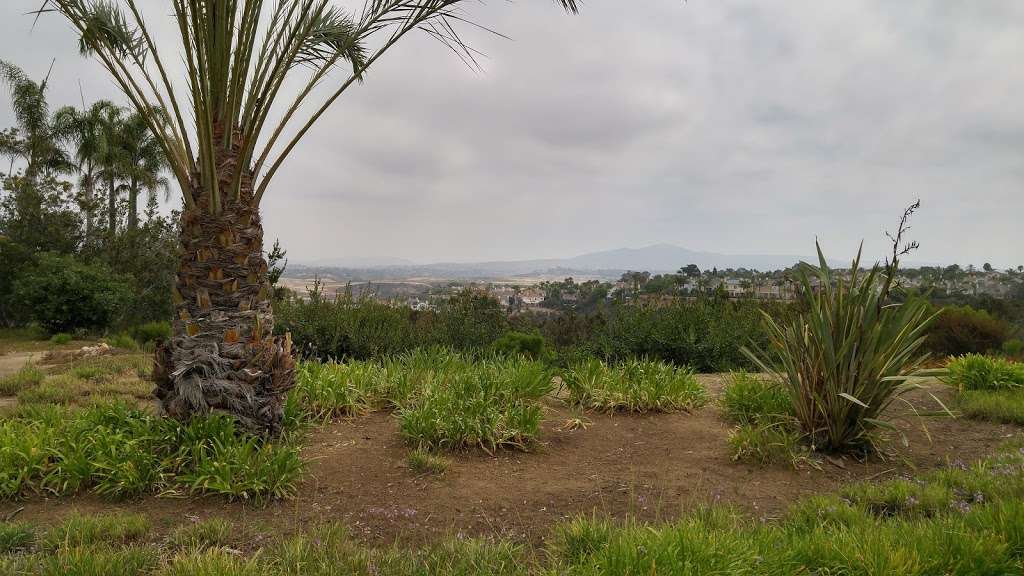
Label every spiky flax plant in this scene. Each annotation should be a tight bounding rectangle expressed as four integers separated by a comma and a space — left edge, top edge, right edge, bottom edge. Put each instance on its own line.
36, 0, 581, 434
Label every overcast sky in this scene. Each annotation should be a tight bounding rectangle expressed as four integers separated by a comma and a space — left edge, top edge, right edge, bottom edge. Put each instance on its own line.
1, 1, 1021, 268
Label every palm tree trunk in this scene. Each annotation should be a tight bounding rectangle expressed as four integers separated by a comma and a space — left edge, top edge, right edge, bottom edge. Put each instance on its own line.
128, 177, 138, 232
153, 172, 295, 435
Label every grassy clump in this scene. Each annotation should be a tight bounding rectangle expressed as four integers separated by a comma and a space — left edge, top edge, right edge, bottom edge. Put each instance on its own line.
947, 354, 1024, 391
0, 523, 35, 554
744, 245, 936, 453
720, 372, 793, 426
406, 448, 449, 475
0, 402, 303, 501
958, 390, 1024, 425
0, 364, 45, 396
562, 358, 707, 413
727, 423, 802, 466
397, 355, 553, 451
105, 333, 140, 351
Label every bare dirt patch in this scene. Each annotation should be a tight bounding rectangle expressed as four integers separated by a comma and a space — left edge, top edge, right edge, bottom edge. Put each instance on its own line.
2, 376, 1016, 547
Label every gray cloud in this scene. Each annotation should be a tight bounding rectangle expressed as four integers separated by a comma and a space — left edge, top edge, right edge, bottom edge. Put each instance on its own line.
1, 0, 1021, 267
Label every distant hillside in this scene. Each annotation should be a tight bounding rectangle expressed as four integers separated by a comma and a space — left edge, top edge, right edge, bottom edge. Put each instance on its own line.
290, 244, 824, 281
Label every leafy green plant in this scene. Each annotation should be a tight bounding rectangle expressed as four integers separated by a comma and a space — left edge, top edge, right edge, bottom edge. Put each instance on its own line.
1004, 339, 1024, 360
48, 333, 72, 345
562, 358, 707, 413
946, 354, 1024, 391
743, 243, 938, 453
0, 363, 44, 396
11, 254, 131, 334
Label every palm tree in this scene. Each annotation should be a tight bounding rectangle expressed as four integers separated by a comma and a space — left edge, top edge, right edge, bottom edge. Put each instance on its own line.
0, 60, 73, 180
117, 111, 168, 232
92, 104, 124, 237
53, 99, 118, 246
40, 0, 581, 434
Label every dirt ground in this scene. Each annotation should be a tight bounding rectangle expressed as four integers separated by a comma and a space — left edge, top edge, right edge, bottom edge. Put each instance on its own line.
2, 374, 1017, 547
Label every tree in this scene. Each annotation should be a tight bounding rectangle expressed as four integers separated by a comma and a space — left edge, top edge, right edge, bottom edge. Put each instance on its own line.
42, 0, 581, 434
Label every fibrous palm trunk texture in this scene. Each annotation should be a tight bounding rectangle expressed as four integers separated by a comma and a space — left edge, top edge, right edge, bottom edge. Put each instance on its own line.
153, 127, 295, 435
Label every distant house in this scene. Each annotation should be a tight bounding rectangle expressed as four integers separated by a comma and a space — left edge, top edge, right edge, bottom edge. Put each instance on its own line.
520, 289, 544, 306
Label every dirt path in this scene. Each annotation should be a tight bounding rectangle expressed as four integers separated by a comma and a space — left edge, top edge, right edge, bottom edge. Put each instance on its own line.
3, 377, 1017, 547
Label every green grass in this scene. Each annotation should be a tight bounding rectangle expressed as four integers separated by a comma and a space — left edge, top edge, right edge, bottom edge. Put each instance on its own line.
167, 518, 234, 551
947, 354, 1024, 391
720, 371, 793, 425
0, 402, 303, 501
562, 358, 707, 413
41, 513, 150, 551
0, 364, 45, 396
406, 448, 449, 475
16, 374, 81, 406
727, 423, 803, 466
0, 523, 34, 554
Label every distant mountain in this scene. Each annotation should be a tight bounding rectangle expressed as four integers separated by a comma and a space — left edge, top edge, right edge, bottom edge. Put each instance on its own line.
289, 244, 826, 281
300, 256, 418, 268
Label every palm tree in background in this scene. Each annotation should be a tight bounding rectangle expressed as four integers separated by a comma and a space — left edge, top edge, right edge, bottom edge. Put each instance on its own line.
39, 0, 581, 434
54, 99, 117, 246
118, 111, 169, 232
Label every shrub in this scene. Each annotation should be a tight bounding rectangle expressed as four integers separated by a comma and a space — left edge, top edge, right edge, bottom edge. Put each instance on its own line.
492, 331, 547, 360
562, 358, 707, 413
49, 333, 72, 345
0, 363, 45, 396
289, 361, 380, 422
11, 253, 131, 334
744, 245, 936, 453
946, 354, 1024, 391
1003, 339, 1024, 360
720, 372, 793, 426
128, 321, 171, 346
926, 305, 1012, 356
106, 332, 139, 351
397, 355, 553, 451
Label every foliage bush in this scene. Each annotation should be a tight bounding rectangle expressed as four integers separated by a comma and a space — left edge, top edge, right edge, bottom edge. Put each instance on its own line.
926, 305, 1013, 357
946, 354, 1024, 391
562, 357, 707, 413
128, 321, 171, 346
106, 332, 139, 351
491, 331, 547, 359
744, 246, 936, 453
48, 333, 72, 345
10, 254, 131, 334
1003, 339, 1024, 360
